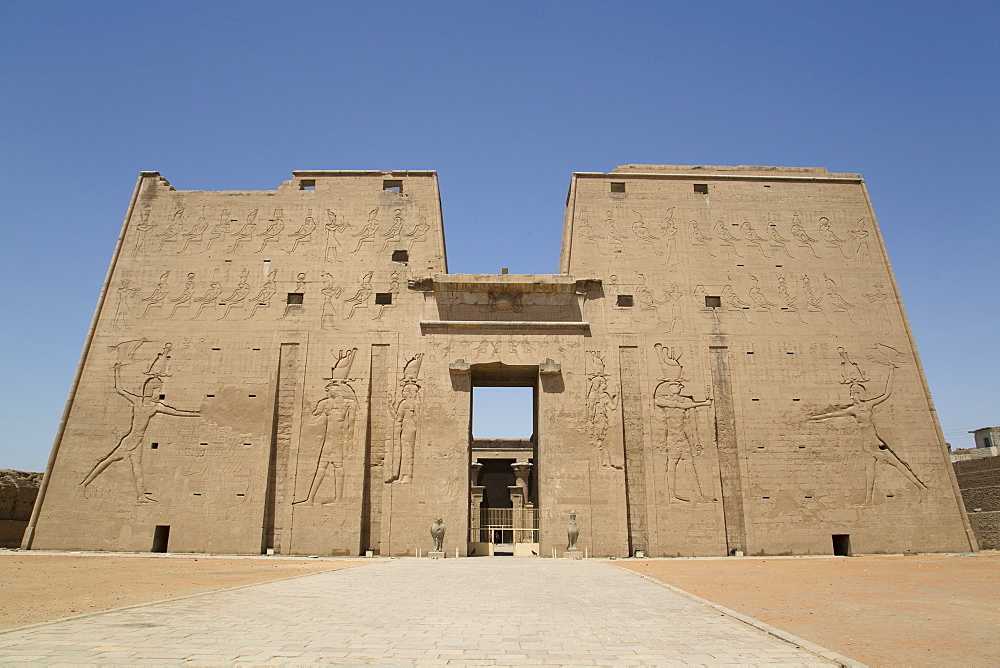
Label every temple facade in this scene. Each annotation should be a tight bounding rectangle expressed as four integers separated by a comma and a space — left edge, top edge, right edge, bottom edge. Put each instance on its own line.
24, 165, 977, 557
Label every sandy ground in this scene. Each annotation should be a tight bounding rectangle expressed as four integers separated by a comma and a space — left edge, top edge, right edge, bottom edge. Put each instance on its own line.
0, 552, 361, 629
615, 552, 1000, 668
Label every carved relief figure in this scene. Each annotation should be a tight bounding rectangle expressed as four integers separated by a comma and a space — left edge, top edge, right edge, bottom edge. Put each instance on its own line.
220, 269, 252, 319
588, 373, 621, 469
374, 271, 400, 319
294, 349, 358, 505
139, 271, 170, 318
790, 214, 820, 257
246, 270, 277, 319
154, 217, 183, 253
714, 220, 742, 257
380, 209, 404, 251
191, 279, 223, 320
229, 210, 258, 252
256, 209, 285, 253
113, 278, 141, 327
818, 217, 848, 258
823, 273, 857, 323
662, 284, 683, 333
660, 216, 679, 265
604, 210, 624, 253
404, 211, 430, 250
287, 210, 317, 253
179, 216, 208, 253
722, 284, 750, 322
344, 271, 373, 319
352, 208, 380, 253
387, 353, 423, 484
320, 271, 343, 330
740, 218, 769, 257
653, 379, 713, 503
810, 357, 926, 503
131, 209, 155, 258
690, 220, 715, 256
631, 212, 661, 255
777, 274, 805, 323
205, 211, 231, 251
748, 274, 778, 323
766, 222, 794, 258
851, 218, 872, 267
864, 282, 892, 335
801, 274, 831, 323
324, 209, 350, 262
167, 272, 197, 318
81, 344, 200, 502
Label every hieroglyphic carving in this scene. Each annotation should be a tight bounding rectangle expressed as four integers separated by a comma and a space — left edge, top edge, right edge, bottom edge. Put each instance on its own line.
229, 210, 258, 252
324, 209, 350, 262
294, 349, 358, 505
488, 292, 522, 312
661, 284, 683, 333
256, 209, 284, 253
587, 351, 621, 469
320, 272, 343, 330
722, 284, 751, 322
810, 348, 926, 503
801, 274, 831, 323
660, 212, 679, 265
344, 271, 373, 319
139, 271, 170, 318
631, 212, 661, 255
279, 272, 307, 319
652, 348, 712, 503
386, 353, 423, 483
604, 210, 625, 253
287, 210, 316, 253
167, 272, 197, 318
81, 342, 200, 503
352, 208, 379, 253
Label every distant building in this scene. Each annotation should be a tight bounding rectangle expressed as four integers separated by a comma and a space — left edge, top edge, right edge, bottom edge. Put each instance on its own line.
951, 445, 999, 549
970, 426, 1000, 449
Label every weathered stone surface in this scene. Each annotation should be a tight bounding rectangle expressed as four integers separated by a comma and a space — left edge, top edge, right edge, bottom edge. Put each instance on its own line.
24, 166, 976, 557
0, 470, 42, 547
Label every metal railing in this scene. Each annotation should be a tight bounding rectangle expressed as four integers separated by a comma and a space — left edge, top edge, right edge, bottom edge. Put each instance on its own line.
471, 507, 538, 545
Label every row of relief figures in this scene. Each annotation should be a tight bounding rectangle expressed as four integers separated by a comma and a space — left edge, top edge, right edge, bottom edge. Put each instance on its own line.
606, 271, 895, 334
577, 207, 879, 267
129, 205, 431, 259
585, 343, 929, 507
110, 266, 403, 325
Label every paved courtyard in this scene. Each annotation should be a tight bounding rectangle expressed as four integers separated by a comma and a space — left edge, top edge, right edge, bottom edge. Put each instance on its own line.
0, 558, 852, 666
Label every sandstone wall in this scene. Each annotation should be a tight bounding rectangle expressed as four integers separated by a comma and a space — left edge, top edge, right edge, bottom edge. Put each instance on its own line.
0, 470, 42, 548
953, 452, 1000, 549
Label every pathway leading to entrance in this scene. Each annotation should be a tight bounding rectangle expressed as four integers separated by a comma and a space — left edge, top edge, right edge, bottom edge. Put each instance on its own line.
0, 558, 849, 665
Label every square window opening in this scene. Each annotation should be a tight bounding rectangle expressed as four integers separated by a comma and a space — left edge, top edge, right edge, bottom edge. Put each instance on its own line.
832, 534, 851, 556
693, 184, 709, 194
383, 179, 403, 193
299, 179, 316, 190
287, 292, 304, 305
610, 182, 626, 193
150, 442, 159, 450
375, 292, 393, 305
392, 250, 409, 262
617, 294, 634, 307
705, 296, 722, 308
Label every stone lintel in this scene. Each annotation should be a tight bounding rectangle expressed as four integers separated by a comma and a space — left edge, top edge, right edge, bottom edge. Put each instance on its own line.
420, 320, 590, 332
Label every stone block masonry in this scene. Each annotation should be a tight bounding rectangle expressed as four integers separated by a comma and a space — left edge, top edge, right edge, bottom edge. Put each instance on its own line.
23, 166, 976, 557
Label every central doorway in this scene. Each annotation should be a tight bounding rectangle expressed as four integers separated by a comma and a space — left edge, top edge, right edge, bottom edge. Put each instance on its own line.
468, 363, 539, 557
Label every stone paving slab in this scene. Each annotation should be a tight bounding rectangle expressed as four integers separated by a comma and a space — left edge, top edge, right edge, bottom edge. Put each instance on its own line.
0, 558, 851, 666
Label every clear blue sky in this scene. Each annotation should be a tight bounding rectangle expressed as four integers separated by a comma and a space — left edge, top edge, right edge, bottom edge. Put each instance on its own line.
2, 1, 997, 471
